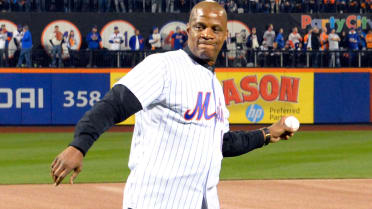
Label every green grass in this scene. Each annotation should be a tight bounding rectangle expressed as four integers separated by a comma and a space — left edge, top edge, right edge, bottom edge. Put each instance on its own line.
0, 130, 372, 184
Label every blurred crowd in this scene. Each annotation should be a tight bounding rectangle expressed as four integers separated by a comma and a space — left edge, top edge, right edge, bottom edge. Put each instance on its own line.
1, 22, 372, 68
225, 24, 372, 67
0, 0, 371, 13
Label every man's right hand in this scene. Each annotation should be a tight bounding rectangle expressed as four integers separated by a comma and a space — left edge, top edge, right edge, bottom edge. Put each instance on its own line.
51, 146, 83, 186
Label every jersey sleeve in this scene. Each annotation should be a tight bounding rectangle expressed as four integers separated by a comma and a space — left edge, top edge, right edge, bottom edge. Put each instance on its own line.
114, 54, 168, 110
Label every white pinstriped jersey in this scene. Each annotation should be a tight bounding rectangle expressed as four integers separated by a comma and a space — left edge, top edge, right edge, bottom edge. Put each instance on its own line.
115, 49, 230, 209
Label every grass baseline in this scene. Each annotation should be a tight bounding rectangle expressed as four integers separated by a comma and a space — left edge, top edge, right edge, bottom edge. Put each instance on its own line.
0, 131, 371, 184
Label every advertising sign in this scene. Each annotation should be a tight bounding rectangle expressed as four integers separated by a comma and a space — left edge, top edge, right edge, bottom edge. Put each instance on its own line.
217, 71, 314, 124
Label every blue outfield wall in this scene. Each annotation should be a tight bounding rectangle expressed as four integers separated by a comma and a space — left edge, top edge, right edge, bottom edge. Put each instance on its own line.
314, 73, 371, 123
0, 73, 110, 125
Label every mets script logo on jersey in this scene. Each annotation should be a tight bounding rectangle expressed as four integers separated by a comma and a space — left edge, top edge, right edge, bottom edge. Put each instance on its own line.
184, 92, 224, 122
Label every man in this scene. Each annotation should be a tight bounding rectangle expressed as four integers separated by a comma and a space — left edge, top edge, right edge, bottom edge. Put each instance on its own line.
263, 24, 275, 50
366, 29, 372, 67
12, 25, 23, 67
171, 26, 187, 50
274, 28, 285, 50
50, 25, 63, 68
328, 29, 341, 68
86, 25, 101, 67
288, 27, 302, 49
0, 27, 6, 67
129, 29, 144, 66
109, 26, 124, 67
51, 2, 296, 209
16, 25, 32, 68
347, 28, 359, 67
1, 24, 12, 67
148, 26, 161, 51
311, 27, 321, 67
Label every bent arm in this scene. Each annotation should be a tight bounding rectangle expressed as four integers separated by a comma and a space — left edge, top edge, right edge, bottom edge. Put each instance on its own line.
69, 84, 142, 156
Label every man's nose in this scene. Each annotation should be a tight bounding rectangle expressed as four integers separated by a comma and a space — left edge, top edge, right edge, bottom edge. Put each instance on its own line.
201, 28, 214, 39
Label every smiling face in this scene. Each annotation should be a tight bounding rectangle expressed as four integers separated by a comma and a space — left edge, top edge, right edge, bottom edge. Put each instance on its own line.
187, 1, 228, 65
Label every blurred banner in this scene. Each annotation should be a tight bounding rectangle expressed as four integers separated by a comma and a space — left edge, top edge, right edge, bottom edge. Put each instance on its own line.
216, 71, 314, 124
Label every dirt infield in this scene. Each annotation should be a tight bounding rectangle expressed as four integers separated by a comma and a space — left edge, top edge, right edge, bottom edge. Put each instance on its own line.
0, 124, 371, 133
1, 179, 371, 209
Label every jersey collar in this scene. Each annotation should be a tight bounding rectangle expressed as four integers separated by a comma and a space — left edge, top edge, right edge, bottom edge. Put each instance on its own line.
183, 46, 215, 73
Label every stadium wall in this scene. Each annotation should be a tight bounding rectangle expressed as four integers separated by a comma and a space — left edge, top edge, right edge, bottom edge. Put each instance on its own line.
0, 68, 370, 125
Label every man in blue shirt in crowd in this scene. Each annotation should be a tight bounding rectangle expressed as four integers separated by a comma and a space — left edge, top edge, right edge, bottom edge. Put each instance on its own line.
129, 29, 144, 66
86, 25, 102, 67
347, 28, 360, 67
16, 25, 32, 68
274, 28, 285, 50
171, 26, 187, 50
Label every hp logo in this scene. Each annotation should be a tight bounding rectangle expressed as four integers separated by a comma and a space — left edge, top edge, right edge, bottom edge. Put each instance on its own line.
246, 104, 264, 123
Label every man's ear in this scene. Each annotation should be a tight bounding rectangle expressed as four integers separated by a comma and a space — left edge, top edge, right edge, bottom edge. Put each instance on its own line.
186, 23, 190, 36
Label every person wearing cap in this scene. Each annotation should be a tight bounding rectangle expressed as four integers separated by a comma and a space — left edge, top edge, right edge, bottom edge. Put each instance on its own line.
109, 26, 124, 67
149, 26, 161, 51
171, 26, 187, 50
11, 25, 23, 66
129, 29, 144, 66
86, 25, 102, 68
0, 24, 12, 67
16, 25, 32, 68
49, 25, 63, 68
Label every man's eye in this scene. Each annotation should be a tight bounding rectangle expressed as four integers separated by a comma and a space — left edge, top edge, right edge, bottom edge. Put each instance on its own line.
194, 25, 203, 30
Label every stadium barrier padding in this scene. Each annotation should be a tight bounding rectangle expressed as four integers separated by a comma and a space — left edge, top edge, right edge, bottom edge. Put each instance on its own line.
0, 68, 371, 125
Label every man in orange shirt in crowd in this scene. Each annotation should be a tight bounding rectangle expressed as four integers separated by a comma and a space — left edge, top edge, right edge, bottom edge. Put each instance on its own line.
366, 29, 372, 66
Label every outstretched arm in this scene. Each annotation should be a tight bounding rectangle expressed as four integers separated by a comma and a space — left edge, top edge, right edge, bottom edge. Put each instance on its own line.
51, 84, 142, 186
222, 117, 296, 157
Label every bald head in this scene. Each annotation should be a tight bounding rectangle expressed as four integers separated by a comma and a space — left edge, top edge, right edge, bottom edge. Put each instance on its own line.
186, 0, 228, 65
189, 1, 227, 26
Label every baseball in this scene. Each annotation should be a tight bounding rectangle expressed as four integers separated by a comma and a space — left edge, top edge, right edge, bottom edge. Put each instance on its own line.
284, 116, 300, 131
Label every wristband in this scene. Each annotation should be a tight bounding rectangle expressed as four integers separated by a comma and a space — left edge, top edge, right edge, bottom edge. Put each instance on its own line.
261, 127, 271, 145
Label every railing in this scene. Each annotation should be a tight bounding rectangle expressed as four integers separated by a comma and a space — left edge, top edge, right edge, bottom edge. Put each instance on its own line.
3, 48, 372, 68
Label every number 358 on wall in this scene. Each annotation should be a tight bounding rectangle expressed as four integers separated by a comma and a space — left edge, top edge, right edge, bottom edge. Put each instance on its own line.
63, 90, 101, 108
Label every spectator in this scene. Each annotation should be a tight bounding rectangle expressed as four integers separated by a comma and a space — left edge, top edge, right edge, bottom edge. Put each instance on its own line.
67, 30, 78, 67
109, 26, 124, 67
308, 0, 318, 13
12, 25, 23, 67
263, 24, 275, 49
149, 26, 161, 50
226, 0, 237, 13
328, 29, 341, 67
236, 0, 249, 13
129, 29, 144, 66
49, 25, 63, 68
347, 28, 359, 67
234, 29, 249, 66
320, 27, 328, 51
35, 0, 48, 11
366, 29, 372, 66
86, 25, 101, 67
247, 27, 260, 64
337, 0, 347, 13
108, 0, 126, 12
165, 0, 175, 12
0, 0, 10, 11
274, 28, 285, 50
311, 27, 321, 67
357, 28, 367, 50
304, 28, 312, 50
0, 28, 6, 67
339, 30, 349, 66
16, 25, 32, 68
281, 0, 292, 12
249, 0, 259, 12
1, 24, 12, 67
348, 0, 359, 12
171, 26, 187, 50
151, 0, 162, 13
288, 27, 302, 49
